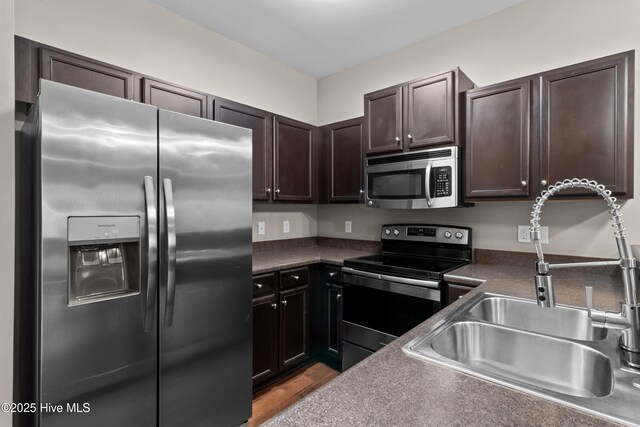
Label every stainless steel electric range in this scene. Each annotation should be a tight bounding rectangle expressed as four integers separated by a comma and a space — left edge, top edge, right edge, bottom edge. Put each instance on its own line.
341, 224, 472, 371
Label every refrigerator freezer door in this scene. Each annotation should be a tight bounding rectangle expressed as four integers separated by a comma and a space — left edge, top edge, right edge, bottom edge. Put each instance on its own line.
158, 110, 253, 426
36, 80, 158, 427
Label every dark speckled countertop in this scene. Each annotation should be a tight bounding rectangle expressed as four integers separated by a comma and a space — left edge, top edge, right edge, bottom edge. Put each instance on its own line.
262, 249, 629, 426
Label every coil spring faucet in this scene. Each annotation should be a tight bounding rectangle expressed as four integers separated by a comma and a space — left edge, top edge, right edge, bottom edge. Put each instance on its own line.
530, 178, 640, 362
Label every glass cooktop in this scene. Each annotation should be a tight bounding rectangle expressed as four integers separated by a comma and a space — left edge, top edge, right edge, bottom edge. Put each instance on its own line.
343, 253, 468, 281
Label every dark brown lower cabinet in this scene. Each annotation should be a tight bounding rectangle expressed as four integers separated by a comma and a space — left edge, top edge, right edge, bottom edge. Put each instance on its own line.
252, 293, 278, 384
445, 283, 475, 306
279, 285, 309, 370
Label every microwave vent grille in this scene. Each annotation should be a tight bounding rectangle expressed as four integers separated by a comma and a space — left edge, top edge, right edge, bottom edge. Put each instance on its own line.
367, 149, 452, 166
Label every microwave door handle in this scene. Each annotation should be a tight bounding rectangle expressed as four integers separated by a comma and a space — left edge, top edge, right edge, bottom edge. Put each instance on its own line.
143, 176, 158, 333
425, 162, 433, 208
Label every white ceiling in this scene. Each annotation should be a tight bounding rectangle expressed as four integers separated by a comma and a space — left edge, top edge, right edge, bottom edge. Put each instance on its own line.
150, 0, 523, 78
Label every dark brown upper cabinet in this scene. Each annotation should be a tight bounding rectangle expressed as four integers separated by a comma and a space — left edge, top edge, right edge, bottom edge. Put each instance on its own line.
273, 116, 315, 202
40, 47, 135, 101
540, 52, 633, 198
465, 78, 533, 199
364, 85, 403, 154
465, 51, 634, 201
215, 98, 273, 201
364, 69, 474, 156
319, 117, 364, 203
142, 78, 208, 118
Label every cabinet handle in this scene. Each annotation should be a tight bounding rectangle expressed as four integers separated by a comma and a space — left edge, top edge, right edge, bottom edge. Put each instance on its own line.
407, 134, 413, 140
541, 180, 548, 186
271, 303, 277, 310
282, 300, 287, 306
336, 293, 342, 299
254, 283, 263, 289
395, 137, 401, 142
521, 181, 527, 187
291, 275, 300, 280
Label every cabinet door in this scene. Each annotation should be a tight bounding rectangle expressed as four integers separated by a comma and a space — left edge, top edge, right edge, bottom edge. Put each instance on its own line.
215, 99, 273, 200
142, 78, 208, 118
273, 117, 315, 202
39, 48, 134, 100
406, 72, 454, 149
540, 51, 633, 197
252, 294, 279, 384
364, 85, 403, 155
446, 284, 473, 306
323, 117, 364, 203
279, 286, 309, 370
465, 79, 532, 199
326, 284, 343, 358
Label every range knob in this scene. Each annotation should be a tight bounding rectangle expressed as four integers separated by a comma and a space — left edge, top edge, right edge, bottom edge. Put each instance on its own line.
384, 229, 391, 236
444, 231, 452, 239
455, 231, 464, 239
393, 229, 400, 236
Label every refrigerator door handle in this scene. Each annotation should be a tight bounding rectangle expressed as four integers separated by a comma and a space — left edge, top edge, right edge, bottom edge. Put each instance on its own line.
163, 178, 177, 327
143, 176, 158, 332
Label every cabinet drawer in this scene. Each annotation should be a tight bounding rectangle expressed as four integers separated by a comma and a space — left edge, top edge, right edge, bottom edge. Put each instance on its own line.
253, 273, 276, 298
324, 266, 342, 284
279, 267, 309, 290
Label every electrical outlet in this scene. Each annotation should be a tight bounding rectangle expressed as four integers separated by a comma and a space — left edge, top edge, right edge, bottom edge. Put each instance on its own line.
283, 220, 290, 234
257, 221, 266, 236
345, 220, 352, 233
517, 225, 531, 243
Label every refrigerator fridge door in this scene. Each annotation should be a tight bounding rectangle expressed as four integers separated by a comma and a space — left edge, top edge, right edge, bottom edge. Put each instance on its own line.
36, 80, 158, 427
158, 110, 253, 426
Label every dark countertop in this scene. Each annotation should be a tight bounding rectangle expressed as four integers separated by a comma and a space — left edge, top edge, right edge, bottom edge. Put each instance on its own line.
252, 237, 380, 274
263, 259, 627, 426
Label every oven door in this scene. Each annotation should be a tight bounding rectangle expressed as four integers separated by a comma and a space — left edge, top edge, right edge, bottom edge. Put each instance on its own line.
341, 267, 441, 370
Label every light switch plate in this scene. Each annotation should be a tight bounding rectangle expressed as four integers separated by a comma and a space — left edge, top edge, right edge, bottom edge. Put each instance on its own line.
345, 220, 352, 233
283, 220, 290, 234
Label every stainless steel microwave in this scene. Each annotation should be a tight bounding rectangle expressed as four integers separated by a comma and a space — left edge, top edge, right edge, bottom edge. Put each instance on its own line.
364, 146, 463, 209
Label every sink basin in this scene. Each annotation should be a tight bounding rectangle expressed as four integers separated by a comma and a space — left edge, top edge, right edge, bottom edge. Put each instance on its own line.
403, 292, 640, 426
468, 296, 608, 341
429, 321, 613, 398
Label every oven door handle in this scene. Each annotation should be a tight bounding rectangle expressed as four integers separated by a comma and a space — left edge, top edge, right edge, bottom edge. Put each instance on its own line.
341, 267, 440, 289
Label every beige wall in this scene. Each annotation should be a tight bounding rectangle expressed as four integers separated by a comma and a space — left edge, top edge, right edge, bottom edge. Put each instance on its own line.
317, 0, 640, 259
253, 203, 317, 241
0, 0, 14, 423
15, 0, 317, 124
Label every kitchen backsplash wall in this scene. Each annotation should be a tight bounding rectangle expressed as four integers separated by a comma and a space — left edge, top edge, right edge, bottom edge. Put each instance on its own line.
253, 203, 318, 241
316, 0, 640, 260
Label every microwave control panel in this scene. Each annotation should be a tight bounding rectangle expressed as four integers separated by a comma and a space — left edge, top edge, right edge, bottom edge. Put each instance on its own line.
433, 166, 452, 197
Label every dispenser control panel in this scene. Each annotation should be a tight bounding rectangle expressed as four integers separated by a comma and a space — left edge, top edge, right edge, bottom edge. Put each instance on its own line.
68, 216, 140, 244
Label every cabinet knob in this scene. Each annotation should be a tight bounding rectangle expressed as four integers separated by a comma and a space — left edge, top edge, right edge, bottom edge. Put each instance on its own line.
359, 190, 364, 195
282, 300, 288, 306
407, 134, 413, 140
254, 283, 263, 289
291, 275, 300, 280
336, 293, 342, 299
395, 137, 401, 142
458, 295, 464, 300
271, 303, 277, 310
541, 180, 548, 186
329, 272, 337, 277
521, 181, 527, 187
275, 189, 281, 193
266, 188, 271, 194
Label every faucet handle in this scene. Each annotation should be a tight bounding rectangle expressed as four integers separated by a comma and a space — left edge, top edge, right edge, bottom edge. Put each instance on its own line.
585, 286, 593, 311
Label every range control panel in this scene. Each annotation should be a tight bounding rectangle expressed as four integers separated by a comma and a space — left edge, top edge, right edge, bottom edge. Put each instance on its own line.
381, 224, 470, 245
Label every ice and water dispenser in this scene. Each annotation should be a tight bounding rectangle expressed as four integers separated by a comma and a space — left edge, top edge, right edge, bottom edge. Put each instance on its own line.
68, 216, 140, 306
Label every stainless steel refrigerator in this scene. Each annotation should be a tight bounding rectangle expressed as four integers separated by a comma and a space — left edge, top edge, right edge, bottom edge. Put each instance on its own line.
16, 80, 253, 426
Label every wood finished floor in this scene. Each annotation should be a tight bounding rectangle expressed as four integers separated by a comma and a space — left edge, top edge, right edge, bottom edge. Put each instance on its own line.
249, 362, 340, 426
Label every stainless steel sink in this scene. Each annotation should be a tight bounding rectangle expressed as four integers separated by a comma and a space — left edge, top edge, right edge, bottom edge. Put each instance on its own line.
430, 321, 613, 398
403, 292, 640, 426
468, 295, 608, 341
